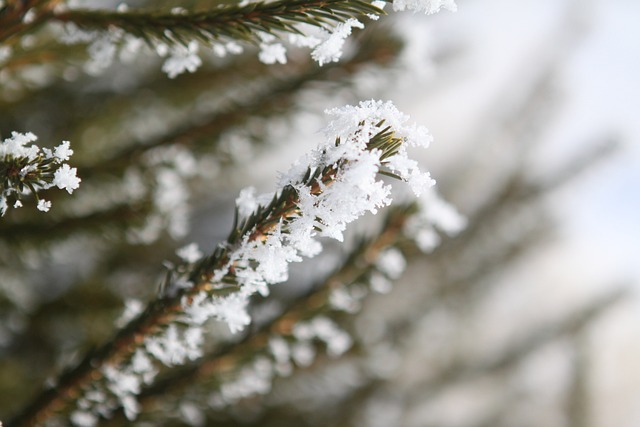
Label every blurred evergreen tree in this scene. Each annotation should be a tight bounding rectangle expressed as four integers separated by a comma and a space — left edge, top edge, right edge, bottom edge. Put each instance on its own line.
0, 1, 625, 427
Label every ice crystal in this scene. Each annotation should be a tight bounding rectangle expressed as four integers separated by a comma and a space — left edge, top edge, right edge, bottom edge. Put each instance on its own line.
0, 46, 12, 69
70, 410, 98, 427
311, 19, 364, 66
176, 243, 203, 264
162, 42, 202, 78
127, 145, 196, 244
53, 164, 81, 193
404, 186, 466, 252
370, 273, 392, 294
115, 299, 144, 327
329, 285, 364, 313
53, 140, 74, 161
145, 324, 203, 366
376, 248, 406, 279
258, 42, 287, 64
84, 33, 118, 74
37, 199, 52, 212
218, 357, 274, 402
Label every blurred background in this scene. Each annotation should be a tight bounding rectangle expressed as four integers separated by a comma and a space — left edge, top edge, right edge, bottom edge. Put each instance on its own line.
1, 0, 639, 425
388, 0, 640, 425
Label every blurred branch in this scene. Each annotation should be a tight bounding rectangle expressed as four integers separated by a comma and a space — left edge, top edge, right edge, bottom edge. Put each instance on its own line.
567, 333, 591, 427
535, 136, 619, 193
83, 27, 399, 171
53, 0, 385, 47
409, 286, 627, 403
0, 203, 147, 244
0, 0, 61, 43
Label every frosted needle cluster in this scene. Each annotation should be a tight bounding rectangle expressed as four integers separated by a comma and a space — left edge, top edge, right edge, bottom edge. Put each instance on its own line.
0, 132, 81, 215
68, 100, 435, 425
182, 99, 435, 333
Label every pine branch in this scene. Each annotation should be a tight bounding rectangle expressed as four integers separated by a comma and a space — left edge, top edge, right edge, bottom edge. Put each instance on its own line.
7, 106, 430, 427
103, 204, 416, 423
0, 0, 61, 43
0, 202, 147, 243
53, 0, 386, 47
0, 30, 401, 245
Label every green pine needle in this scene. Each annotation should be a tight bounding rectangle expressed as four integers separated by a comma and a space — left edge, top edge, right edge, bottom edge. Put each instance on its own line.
54, 0, 388, 48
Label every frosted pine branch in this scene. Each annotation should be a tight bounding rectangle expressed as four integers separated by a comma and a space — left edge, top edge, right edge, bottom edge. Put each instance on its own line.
7, 100, 436, 427
178, 100, 435, 330
49, 0, 455, 76
88, 189, 464, 423
0, 132, 80, 216
54, 0, 385, 75
54, 0, 384, 45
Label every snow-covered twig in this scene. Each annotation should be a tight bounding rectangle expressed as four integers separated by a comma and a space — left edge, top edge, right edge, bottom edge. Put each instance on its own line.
8, 100, 437, 427
87, 187, 465, 423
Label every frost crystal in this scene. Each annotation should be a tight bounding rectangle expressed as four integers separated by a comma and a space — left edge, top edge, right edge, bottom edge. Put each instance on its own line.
184, 292, 252, 333
301, 317, 353, 357
258, 43, 287, 65
370, 273, 392, 294
218, 357, 274, 403
311, 19, 364, 66
70, 410, 98, 427
212, 41, 243, 57
235, 187, 259, 219
53, 164, 81, 193
85, 34, 118, 74
329, 286, 362, 313
53, 140, 74, 161
127, 145, 196, 244
376, 248, 406, 279
22, 8, 37, 24
0, 46, 12, 65
177, 243, 203, 263
404, 186, 466, 252
180, 402, 205, 427
115, 299, 144, 327
322, 100, 435, 196
37, 199, 52, 212
145, 324, 203, 366
162, 42, 202, 78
